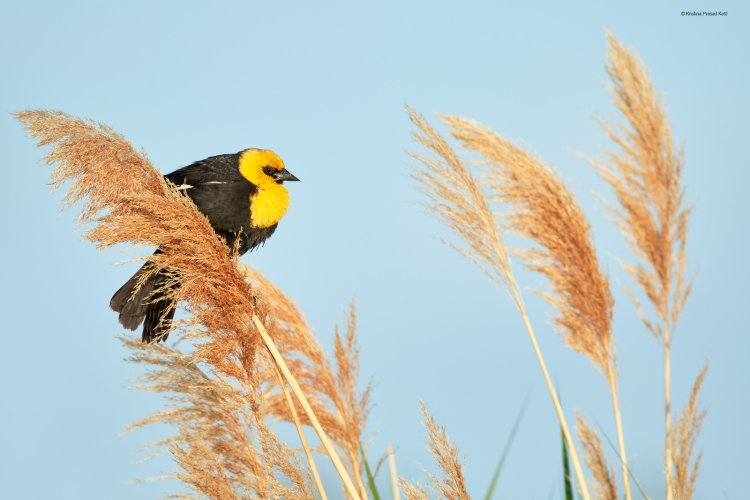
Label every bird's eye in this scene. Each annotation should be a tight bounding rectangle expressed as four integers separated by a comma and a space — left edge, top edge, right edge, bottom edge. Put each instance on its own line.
263, 166, 276, 176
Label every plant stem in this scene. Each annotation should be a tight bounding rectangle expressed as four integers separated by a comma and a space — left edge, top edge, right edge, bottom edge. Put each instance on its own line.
273, 364, 328, 500
510, 287, 592, 500
664, 324, 673, 500
606, 365, 632, 500
387, 444, 401, 500
252, 314, 362, 500
352, 448, 368, 500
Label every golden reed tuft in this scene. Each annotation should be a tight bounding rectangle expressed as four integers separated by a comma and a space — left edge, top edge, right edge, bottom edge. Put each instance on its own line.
406, 105, 514, 293
401, 403, 470, 500
595, 32, 692, 337
576, 413, 618, 500
443, 115, 614, 374
591, 32, 703, 500
124, 337, 313, 499
441, 114, 631, 499
669, 363, 708, 500
407, 105, 593, 500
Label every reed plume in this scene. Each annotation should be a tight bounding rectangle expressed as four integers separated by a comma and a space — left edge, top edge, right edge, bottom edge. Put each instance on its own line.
17, 109, 362, 499
408, 106, 591, 500
406, 106, 513, 293
592, 32, 694, 499
400, 482, 430, 500
669, 364, 707, 500
576, 414, 618, 500
401, 403, 470, 500
125, 337, 313, 499
444, 116, 614, 374
442, 115, 631, 499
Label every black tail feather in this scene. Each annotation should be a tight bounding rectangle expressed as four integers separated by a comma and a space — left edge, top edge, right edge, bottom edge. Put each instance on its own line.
110, 262, 154, 331
142, 273, 176, 343
110, 257, 176, 343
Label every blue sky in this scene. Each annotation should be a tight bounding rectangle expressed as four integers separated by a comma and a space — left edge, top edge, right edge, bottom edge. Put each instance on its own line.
2, 1, 747, 498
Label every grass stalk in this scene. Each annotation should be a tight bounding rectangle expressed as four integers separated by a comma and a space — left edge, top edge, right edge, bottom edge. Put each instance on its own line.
387, 445, 401, 500
606, 367, 632, 500
252, 314, 362, 500
352, 443, 369, 499
479, 165, 591, 500
664, 325, 673, 500
273, 364, 328, 500
511, 288, 591, 500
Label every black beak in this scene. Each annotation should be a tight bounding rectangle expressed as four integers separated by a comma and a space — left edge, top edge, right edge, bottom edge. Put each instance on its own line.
275, 168, 300, 183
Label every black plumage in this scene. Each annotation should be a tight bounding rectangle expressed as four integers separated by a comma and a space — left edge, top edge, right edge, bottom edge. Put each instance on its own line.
110, 151, 288, 342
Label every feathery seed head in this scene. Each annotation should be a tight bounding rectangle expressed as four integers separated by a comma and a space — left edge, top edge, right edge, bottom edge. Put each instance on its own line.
576, 413, 618, 500
442, 115, 615, 373
594, 32, 692, 336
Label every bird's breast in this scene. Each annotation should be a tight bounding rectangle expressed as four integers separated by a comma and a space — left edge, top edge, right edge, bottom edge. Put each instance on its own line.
250, 185, 290, 228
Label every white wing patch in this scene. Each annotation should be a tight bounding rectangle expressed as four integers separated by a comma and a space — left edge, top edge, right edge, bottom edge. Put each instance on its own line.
175, 181, 225, 191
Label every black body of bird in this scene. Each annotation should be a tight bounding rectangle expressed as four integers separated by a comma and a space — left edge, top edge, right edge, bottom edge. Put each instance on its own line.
110, 149, 298, 342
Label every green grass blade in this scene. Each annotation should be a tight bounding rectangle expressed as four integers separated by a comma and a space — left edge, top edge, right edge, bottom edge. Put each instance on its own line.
360, 445, 381, 500
562, 426, 574, 500
484, 394, 530, 499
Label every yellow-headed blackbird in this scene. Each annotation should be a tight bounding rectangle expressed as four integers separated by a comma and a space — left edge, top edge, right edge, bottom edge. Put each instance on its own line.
110, 148, 299, 342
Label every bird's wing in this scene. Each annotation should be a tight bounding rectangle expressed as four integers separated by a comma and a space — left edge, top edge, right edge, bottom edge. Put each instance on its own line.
165, 153, 241, 188
164, 153, 255, 235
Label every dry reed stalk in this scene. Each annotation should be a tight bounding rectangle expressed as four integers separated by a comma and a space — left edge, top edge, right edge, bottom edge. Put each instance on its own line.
240, 264, 372, 499
669, 364, 707, 500
387, 444, 401, 500
592, 33, 694, 499
16, 109, 361, 499
252, 315, 362, 500
401, 403, 470, 500
576, 414, 618, 500
272, 364, 328, 500
441, 115, 631, 500
408, 105, 593, 500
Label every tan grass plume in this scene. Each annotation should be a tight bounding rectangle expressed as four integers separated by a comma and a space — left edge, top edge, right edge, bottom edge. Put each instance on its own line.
442, 114, 631, 500
406, 105, 514, 296
444, 116, 615, 374
592, 32, 694, 500
400, 481, 430, 500
400, 402, 470, 500
576, 413, 618, 500
408, 105, 592, 500
669, 363, 707, 500
125, 337, 313, 499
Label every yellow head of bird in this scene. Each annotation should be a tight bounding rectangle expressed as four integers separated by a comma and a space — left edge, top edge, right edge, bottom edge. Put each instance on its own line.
238, 149, 299, 228
238, 149, 299, 188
